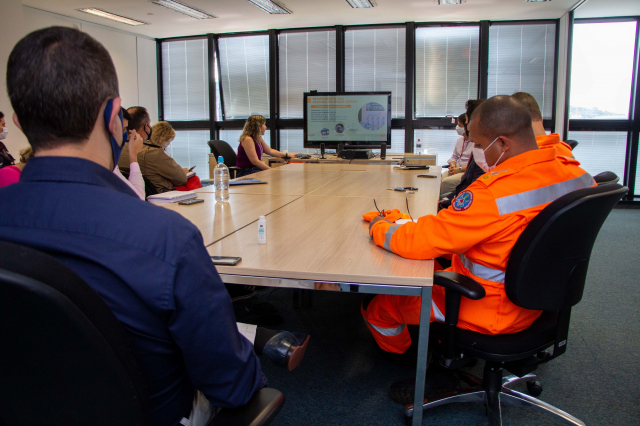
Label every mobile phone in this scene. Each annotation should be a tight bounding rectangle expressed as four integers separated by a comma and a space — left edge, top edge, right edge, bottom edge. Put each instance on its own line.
189, 165, 197, 171
211, 256, 242, 266
417, 175, 437, 178
178, 198, 204, 205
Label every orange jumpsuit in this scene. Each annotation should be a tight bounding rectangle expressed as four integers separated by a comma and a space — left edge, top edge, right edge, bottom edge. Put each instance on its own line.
536, 133, 574, 159
362, 148, 595, 354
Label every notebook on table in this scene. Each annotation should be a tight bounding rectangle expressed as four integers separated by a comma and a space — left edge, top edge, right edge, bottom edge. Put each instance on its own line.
147, 190, 197, 203
229, 179, 267, 186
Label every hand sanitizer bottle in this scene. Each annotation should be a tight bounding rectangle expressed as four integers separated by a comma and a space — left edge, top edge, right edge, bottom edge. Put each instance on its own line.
258, 216, 267, 244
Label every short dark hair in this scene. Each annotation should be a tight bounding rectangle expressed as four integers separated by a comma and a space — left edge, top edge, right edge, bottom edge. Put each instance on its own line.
126, 106, 150, 132
7, 27, 119, 150
458, 113, 466, 126
470, 95, 534, 142
121, 108, 132, 122
0, 112, 4, 120
511, 92, 543, 121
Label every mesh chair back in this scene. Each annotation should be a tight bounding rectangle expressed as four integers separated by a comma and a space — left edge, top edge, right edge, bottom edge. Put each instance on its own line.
505, 184, 627, 311
0, 241, 152, 426
208, 140, 237, 168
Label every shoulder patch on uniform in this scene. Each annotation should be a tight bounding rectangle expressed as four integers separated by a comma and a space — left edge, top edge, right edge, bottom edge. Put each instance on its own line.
478, 168, 516, 187
452, 190, 474, 211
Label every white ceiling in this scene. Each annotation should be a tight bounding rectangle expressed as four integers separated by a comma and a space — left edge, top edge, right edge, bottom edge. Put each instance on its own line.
22, 0, 639, 39
22, 0, 570, 38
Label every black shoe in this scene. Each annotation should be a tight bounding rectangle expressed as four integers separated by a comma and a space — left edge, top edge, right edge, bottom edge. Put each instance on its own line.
262, 331, 310, 371
389, 364, 461, 405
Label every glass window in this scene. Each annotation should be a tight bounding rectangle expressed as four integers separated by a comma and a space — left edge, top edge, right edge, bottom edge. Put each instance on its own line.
279, 129, 312, 153
570, 21, 637, 119
218, 130, 271, 153
415, 26, 479, 118
165, 130, 211, 179
279, 31, 336, 119
488, 24, 556, 119
345, 27, 406, 118
389, 129, 405, 154
219, 35, 270, 119
413, 129, 461, 165
162, 39, 209, 121
568, 131, 627, 178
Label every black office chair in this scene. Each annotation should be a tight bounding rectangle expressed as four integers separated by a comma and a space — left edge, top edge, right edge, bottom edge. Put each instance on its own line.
405, 183, 628, 426
0, 241, 285, 426
593, 171, 619, 186
143, 175, 159, 197
208, 140, 243, 178
566, 139, 579, 150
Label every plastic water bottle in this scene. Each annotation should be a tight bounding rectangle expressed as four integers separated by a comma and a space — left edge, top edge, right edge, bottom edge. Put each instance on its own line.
214, 156, 229, 202
258, 216, 267, 244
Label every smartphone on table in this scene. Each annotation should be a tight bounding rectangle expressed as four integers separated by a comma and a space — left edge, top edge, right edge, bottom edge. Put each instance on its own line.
211, 256, 242, 266
178, 198, 204, 205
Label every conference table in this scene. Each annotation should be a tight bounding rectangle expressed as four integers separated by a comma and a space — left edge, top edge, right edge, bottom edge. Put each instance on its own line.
158, 163, 442, 426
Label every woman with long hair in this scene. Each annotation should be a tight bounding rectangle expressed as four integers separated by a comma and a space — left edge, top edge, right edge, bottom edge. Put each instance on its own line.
235, 115, 294, 177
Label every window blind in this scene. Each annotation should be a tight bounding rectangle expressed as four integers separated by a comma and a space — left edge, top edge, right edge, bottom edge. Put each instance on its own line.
488, 24, 556, 119
567, 131, 627, 178
415, 26, 479, 117
162, 39, 209, 121
345, 28, 406, 119
219, 130, 271, 153
219, 35, 270, 119
414, 129, 460, 164
165, 130, 211, 179
279, 31, 336, 119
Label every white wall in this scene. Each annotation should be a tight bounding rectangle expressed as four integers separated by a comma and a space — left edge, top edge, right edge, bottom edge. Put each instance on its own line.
0, 0, 27, 156
0, 7, 158, 156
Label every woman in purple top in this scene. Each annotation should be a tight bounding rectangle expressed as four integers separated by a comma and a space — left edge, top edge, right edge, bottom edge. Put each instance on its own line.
236, 115, 294, 177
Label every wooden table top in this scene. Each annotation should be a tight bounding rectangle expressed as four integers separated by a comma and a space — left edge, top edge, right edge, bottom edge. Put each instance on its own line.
207, 195, 437, 286
156, 192, 300, 246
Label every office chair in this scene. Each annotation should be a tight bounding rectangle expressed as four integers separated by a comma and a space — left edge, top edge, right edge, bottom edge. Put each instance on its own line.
0, 241, 285, 426
405, 183, 628, 426
143, 175, 159, 197
593, 171, 619, 186
208, 140, 242, 178
566, 139, 579, 150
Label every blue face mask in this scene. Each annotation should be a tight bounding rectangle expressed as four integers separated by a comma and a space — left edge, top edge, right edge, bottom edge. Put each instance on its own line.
103, 99, 125, 168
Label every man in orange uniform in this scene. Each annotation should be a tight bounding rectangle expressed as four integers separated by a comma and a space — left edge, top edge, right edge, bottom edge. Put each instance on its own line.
363, 96, 594, 364
512, 92, 574, 159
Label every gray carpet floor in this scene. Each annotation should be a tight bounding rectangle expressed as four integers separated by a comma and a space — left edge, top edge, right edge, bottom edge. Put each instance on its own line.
247, 208, 640, 426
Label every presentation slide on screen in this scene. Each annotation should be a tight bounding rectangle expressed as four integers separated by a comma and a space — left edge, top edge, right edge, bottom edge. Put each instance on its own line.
306, 94, 389, 143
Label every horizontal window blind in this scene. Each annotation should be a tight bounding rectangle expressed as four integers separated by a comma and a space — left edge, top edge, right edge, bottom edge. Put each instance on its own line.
415, 26, 479, 118
345, 28, 406, 119
279, 31, 336, 119
162, 39, 209, 120
567, 131, 627, 178
488, 24, 556, 119
165, 130, 211, 179
219, 35, 270, 119
219, 130, 271, 153
413, 129, 461, 165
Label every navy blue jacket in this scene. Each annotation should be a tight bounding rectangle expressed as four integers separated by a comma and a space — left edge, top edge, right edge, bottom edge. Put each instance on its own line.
0, 157, 266, 426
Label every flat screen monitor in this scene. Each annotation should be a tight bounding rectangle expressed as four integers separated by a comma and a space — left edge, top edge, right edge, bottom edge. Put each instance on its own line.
303, 92, 392, 149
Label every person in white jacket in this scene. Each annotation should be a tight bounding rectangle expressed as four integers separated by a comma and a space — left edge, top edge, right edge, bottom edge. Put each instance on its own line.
440, 113, 474, 195
113, 108, 145, 200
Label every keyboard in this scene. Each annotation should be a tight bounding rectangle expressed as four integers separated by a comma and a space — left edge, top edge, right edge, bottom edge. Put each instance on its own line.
294, 154, 312, 159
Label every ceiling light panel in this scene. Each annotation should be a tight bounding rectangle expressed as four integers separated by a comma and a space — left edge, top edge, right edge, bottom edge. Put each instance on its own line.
346, 0, 377, 8
77, 8, 148, 25
437, 0, 466, 4
525, 0, 552, 2
151, 0, 216, 19
248, 0, 293, 14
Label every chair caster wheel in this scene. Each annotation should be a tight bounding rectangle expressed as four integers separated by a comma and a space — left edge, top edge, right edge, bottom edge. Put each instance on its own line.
526, 380, 543, 396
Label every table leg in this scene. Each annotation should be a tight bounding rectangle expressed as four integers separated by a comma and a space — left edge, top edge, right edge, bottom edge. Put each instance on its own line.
412, 286, 433, 426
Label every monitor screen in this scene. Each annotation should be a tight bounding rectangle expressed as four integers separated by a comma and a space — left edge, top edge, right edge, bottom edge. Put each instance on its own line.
303, 92, 392, 148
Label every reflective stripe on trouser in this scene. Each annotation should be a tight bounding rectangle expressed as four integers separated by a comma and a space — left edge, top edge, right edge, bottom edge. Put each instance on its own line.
494, 172, 594, 216
361, 295, 444, 354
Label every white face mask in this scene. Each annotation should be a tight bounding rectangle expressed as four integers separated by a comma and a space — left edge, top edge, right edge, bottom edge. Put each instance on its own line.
455, 126, 465, 136
472, 137, 505, 173
0, 127, 7, 140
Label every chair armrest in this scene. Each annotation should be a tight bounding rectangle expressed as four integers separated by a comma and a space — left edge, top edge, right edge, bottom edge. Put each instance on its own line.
229, 166, 242, 179
211, 388, 285, 426
434, 271, 485, 300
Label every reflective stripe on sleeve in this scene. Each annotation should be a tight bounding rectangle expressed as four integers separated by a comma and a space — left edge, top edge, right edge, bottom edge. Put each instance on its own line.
494, 172, 594, 216
459, 253, 505, 283
383, 224, 400, 252
365, 319, 406, 337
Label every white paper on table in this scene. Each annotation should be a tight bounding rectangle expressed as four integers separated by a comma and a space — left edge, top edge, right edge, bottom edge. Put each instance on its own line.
236, 322, 257, 344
